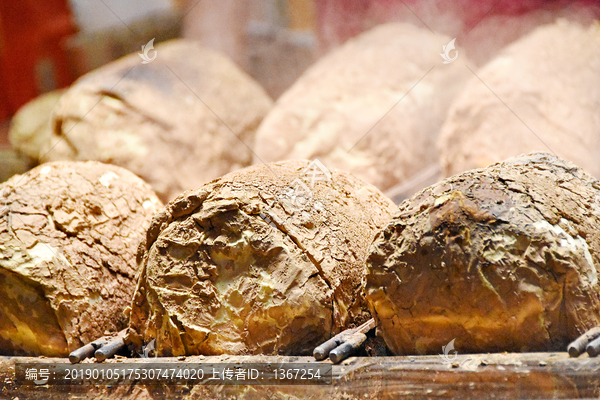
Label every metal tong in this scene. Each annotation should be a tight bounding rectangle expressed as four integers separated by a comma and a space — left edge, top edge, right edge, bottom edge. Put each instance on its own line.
313, 318, 376, 364
68, 329, 128, 363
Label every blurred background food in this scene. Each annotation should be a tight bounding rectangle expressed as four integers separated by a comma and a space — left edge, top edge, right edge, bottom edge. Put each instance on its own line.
253, 23, 472, 196
439, 20, 600, 178
1, 0, 600, 197
1, 0, 600, 202
8, 89, 64, 162
41, 39, 272, 202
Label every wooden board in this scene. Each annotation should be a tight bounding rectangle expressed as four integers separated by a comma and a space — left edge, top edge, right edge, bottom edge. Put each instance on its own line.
1, 352, 600, 399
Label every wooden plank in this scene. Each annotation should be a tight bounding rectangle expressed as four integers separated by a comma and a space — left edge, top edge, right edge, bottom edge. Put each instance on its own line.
1, 352, 599, 399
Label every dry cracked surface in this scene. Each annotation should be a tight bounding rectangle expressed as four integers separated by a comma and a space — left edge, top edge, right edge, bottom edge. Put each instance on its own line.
0, 161, 162, 356
367, 152, 600, 355
128, 160, 395, 356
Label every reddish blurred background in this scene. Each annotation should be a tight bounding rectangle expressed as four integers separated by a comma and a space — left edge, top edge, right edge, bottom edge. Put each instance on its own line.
1, 0, 599, 148
0, 0, 76, 121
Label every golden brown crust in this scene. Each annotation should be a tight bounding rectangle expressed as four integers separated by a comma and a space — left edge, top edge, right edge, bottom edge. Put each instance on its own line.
0, 161, 162, 356
367, 152, 600, 355
128, 160, 395, 356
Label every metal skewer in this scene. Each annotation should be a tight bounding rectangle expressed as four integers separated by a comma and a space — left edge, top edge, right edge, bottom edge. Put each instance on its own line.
95, 330, 127, 362
313, 318, 376, 364
567, 327, 600, 357
68, 329, 128, 363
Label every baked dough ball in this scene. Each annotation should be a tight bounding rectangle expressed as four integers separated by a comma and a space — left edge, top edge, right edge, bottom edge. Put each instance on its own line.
0, 161, 162, 356
128, 160, 395, 356
367, 152, 600, 355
